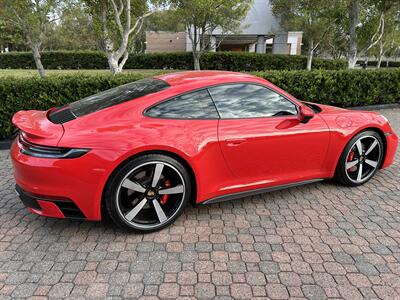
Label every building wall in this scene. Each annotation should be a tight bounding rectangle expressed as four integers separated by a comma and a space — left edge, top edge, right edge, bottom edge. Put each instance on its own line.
145, 32, 186, 53
272, 32, 303, 55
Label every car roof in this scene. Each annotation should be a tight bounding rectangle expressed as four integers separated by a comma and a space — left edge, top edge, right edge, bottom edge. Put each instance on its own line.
154, 71, 262, 87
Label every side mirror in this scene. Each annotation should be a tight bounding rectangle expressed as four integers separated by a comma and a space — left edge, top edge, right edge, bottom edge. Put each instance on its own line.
298, 105, 314, 124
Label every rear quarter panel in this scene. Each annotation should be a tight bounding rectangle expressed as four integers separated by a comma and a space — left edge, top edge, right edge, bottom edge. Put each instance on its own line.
58, 92, 233, 203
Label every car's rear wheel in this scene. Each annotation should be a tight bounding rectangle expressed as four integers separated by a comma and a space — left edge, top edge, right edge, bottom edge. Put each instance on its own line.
335, 130, 383, 186
104, 154, 191, 232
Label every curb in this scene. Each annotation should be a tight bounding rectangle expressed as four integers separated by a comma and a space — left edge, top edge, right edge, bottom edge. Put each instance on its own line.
1, 103, 399, 151
349, 103, 400, 111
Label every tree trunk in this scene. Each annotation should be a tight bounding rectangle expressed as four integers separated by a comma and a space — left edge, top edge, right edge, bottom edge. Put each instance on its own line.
307, 40, 314, 71
377, 40, 384, 68
107, 53, 123, 75
30, 43, 45, 78
377, 58, 382, 68
193, 52, 201, 70
348, 0, 359, 69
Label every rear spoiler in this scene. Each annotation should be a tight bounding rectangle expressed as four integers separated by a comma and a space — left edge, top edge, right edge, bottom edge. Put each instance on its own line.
12, 110, 64, 145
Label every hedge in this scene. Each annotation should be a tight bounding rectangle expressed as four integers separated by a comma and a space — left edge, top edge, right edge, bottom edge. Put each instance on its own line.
256, 69, 400, 107
1, 69, 399, 139
126, 52, 347, 71
0, 51, 347, 71
356, 60, 400, 68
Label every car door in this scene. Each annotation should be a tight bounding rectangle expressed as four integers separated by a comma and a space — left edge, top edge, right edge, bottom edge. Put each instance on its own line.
209, 83, 330, 185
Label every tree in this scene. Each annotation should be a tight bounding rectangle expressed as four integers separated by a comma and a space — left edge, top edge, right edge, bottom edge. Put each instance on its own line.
172, 0, 252, 70
375, 6, 400, 67
319, 23, 348, 59
45, 2, 98, 50
347, 0, 360, 68
0, 0, 59, 77
271, 0, 341, 70
0, 20, 26, 52
84, 0, 162, 74
145, 9, 185, 32
347, 0, 398, 68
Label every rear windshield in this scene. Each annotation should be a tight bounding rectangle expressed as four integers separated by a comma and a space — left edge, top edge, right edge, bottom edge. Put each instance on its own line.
67, 78, 169, 117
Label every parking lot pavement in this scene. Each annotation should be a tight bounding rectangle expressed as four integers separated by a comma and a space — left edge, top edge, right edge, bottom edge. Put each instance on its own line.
0, 108, 399, 299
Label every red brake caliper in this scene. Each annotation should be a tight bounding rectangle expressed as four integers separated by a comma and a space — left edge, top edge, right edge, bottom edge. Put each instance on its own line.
348, 151, 356, 171
160, 180, 172, 205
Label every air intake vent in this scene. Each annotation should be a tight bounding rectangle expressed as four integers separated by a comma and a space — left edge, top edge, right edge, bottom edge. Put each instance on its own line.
48, 106, 76, 124
54, 201, 86, 219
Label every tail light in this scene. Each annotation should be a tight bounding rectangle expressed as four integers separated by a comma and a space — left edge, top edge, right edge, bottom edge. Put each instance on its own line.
18, 133, 89, 159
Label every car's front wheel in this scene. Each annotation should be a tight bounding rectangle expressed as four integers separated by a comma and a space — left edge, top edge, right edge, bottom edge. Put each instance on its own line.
104, 154, 192, 232
335, 130, 384, 186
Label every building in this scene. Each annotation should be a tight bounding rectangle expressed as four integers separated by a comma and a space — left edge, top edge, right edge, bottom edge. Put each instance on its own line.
145, 0, 302, 55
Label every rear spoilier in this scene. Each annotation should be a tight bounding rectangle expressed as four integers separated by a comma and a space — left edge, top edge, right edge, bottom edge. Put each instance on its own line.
12, 110, 65, 146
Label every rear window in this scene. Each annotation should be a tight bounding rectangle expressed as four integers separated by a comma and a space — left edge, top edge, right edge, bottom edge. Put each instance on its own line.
70, 78, 169, 117
49, 78, 169, 123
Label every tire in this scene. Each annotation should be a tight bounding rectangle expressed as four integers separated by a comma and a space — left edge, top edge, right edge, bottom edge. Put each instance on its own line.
104, 154, 192, 232
335, 130, 384, 187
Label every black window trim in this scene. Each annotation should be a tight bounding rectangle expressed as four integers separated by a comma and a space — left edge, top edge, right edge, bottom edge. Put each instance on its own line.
143, 82, 300, 120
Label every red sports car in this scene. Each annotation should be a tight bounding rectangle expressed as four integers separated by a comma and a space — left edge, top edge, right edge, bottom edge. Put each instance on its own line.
11, 71, 398, 232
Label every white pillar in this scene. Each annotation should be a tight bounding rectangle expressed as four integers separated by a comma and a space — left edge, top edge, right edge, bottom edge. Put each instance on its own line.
256, 35, 266, 53
249, 43, 256, 53
287, 32, 303, 55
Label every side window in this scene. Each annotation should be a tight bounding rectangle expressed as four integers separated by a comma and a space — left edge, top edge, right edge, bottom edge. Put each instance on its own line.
146, 89, 219, 119
208, 84, 297, 119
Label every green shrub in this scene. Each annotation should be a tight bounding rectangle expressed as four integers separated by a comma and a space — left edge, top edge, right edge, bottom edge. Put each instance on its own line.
0, 51, 109, 69
1, 69, 399, 139
0, 51, 346, 71
256, 69, 400, 107
356, 60, 400, 68
126, 52, 347, 71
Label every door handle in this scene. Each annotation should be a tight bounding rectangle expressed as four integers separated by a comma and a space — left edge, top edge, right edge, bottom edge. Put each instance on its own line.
226, 138, 247, 146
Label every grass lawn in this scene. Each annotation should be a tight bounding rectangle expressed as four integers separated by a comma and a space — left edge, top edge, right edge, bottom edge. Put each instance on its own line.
0, 69, 176, 78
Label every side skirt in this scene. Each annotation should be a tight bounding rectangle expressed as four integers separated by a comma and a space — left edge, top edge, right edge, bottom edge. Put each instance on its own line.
201, 179, 325, 205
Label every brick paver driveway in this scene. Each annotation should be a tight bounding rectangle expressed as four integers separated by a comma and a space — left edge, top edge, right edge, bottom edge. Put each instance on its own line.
0, 108, 399, 300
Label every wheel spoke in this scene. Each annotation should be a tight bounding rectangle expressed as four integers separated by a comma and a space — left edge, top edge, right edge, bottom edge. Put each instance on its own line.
365, 140, 378, 156
152, 199, 167, 223
159, 184, 184, 195
355, 140, 363, 155
151, 163, 164, 187
357, 164, 363, 181
346, 160, 359, 170
125, 198, 147, 221
122, 179, 146, 193
365, 159, 378, 168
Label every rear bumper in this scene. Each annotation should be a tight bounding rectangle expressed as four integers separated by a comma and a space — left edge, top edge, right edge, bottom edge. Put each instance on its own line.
10, 138, 115, 221
382, 131, 398, 169
15, 185, 85, 219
